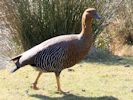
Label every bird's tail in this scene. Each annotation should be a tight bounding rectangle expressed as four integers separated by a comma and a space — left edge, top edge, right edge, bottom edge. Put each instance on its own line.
10, 55, 21, 73
10, 60, 21, 73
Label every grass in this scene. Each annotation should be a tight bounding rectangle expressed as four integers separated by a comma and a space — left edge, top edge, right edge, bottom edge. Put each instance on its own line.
5, 0, 123, 50
0, 57, 133, 100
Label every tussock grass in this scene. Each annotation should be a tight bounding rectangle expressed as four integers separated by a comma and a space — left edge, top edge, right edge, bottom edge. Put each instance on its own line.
0, 57, 133, 100
5, 0, 123, 50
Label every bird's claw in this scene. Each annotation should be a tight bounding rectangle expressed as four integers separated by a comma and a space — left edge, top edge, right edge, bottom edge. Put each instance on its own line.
31, 83, 39, 90
55, 89, 70, 94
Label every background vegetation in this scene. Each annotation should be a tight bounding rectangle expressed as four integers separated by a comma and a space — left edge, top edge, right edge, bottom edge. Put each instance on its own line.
3, 0, 122, 51
1, 0, 133, 57
104, 0, 133, 56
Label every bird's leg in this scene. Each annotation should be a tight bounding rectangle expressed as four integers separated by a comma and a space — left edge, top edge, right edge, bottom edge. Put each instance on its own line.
31, 71, 42, 90
55, 72, 63, 93
55, 72, 70, 94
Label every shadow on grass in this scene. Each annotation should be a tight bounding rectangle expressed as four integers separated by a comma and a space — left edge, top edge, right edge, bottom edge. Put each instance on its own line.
84, 50, 133, 66
30, 93, 118, 100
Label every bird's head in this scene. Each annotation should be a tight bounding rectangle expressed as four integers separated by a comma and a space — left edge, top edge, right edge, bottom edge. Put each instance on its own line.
81, 8, 101, 34
82, 8, 101, 21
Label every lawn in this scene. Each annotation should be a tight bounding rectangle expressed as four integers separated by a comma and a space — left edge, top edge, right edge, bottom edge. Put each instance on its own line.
0, 57, 133, 100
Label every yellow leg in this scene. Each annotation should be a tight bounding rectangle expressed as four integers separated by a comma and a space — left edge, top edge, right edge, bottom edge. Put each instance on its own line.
55, 72, 70, 94
31, 71, 42, 90
55, 73, 62, 92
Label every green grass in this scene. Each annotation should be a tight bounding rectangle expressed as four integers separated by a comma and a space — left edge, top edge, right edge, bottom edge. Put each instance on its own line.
0, 57, 133, 100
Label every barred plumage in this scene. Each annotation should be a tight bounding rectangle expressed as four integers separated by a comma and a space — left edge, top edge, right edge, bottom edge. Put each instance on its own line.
10, 8, 101, 93
34, 44, 66, 72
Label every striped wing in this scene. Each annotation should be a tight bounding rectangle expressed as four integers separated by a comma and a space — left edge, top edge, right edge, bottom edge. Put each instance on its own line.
34, 44, 67, 72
